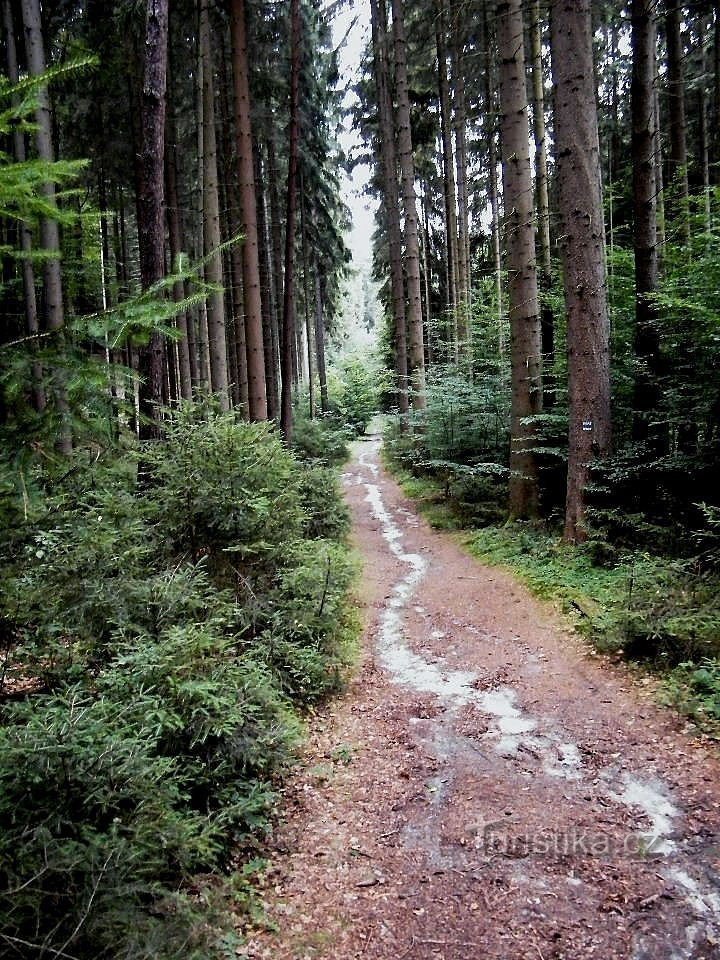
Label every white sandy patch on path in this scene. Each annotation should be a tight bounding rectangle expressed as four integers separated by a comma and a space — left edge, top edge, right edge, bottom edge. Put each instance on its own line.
357, 439, 720, 950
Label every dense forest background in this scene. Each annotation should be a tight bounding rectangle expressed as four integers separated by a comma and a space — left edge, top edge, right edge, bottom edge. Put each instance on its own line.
361, 0, 720, 706
2, 0, 720, 956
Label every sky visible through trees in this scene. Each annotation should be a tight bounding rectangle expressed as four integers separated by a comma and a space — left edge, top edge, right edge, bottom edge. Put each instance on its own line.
333, 1, 375, 268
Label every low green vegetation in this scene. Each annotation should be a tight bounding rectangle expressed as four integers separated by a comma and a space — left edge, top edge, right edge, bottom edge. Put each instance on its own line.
294, 350, 387, 456
327, 353, 389, 437
0, 404, 358, 959
384, 422, 720, 738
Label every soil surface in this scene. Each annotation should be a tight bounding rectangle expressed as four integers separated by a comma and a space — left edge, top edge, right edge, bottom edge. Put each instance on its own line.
244, 438, 720, 960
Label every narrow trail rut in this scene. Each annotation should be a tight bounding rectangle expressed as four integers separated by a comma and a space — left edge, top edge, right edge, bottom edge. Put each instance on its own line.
246, 439, 720, 960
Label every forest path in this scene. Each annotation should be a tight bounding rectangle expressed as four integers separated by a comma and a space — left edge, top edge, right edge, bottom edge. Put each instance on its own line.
245, 438, 720, 960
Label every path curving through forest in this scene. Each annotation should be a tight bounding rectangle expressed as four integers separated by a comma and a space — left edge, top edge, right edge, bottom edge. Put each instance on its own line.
245, 438, 720, 960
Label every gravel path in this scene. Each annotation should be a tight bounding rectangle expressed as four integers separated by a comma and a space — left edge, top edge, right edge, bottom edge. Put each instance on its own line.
244, 438, 720, 960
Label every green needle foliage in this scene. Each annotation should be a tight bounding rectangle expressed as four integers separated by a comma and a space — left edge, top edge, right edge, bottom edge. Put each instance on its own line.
0, 404, 358, 959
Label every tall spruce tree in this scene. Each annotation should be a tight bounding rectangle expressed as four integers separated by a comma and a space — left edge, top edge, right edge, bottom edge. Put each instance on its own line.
496, 0, 543, 519
551, 0, 612, 543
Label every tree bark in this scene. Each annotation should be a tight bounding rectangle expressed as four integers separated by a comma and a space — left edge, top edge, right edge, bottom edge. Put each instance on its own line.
165, 98, 193, 401
266, 128, 286, 353
217, 30, 244, 411
391, 0, 425, 409
551, 0, 612, 544
528, 0, 551, 281
714, 4, 720, 183
631, 0, 661, 440
255, 150, 280, 420
21, 0, 71, 448
300, 185, 315, 418
280, 0, 301, 441
370, 0, 409, 415
497, 0, 543, 519
195, 25, 210, 390
436, 0, 460, 345
4, 0, 44, 413
698, 17, 712, 231
664, 0, 690, 242
200, 0, 230, 409
528, 0, 554, 398
421, 180, 433, 361
654, 58, 667, 270
451, 17, 471, 344
482, 4, 504, 353
315, 270, 329, 414
134, 0, 169, 436
229, 227, 250, 413
231, 0, 267, 420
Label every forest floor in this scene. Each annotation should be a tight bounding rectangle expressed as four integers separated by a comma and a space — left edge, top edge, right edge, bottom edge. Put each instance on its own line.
241, 437, 720, 960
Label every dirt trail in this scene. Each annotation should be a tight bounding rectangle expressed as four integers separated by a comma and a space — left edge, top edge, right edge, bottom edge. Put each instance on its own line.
245, 439, 720, 960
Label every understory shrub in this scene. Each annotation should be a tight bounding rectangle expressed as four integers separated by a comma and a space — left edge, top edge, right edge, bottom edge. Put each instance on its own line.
296, 465, 351, 540
664, 659, 720, 730
0, 404, 357, 959
327, 353, 386, 435
292, 412, 351, 465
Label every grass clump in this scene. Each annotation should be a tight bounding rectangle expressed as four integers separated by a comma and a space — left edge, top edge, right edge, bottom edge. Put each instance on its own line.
0, 403, 358, 959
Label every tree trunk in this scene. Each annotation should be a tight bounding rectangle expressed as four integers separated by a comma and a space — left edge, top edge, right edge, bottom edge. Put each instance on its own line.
421, 181, 433, 362
436, 0, 460, 345
266, 129, 285, 349
195, 25, 209, 390
654, 60, 667, 270
231, 0, 267, 420
483, 4, 504, 353
165, 99, 193, 401
134, 0, 169, 436
665, 0, 690, 242
280, 0, 301, 441
217, 30, 244, 411
229, 232, 250, 413
714, 4, 720, 183
300, 185, 315, 418
497, 0, 543, 519
98, 168, 124, 426
698, 17, 712, 231
200, 0, 229, 409
528, 0, 554, 399
551, 0, 612, 544
528, 0, 551, 281
391, 0, 425, 410
4, 0, 44, 413
370, 0, 409, 415
315, 270, 329, 415
21, 0, 71, 449
631, 0, 661, 441
451, 17, 470, 345
255, 150, 279, 420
